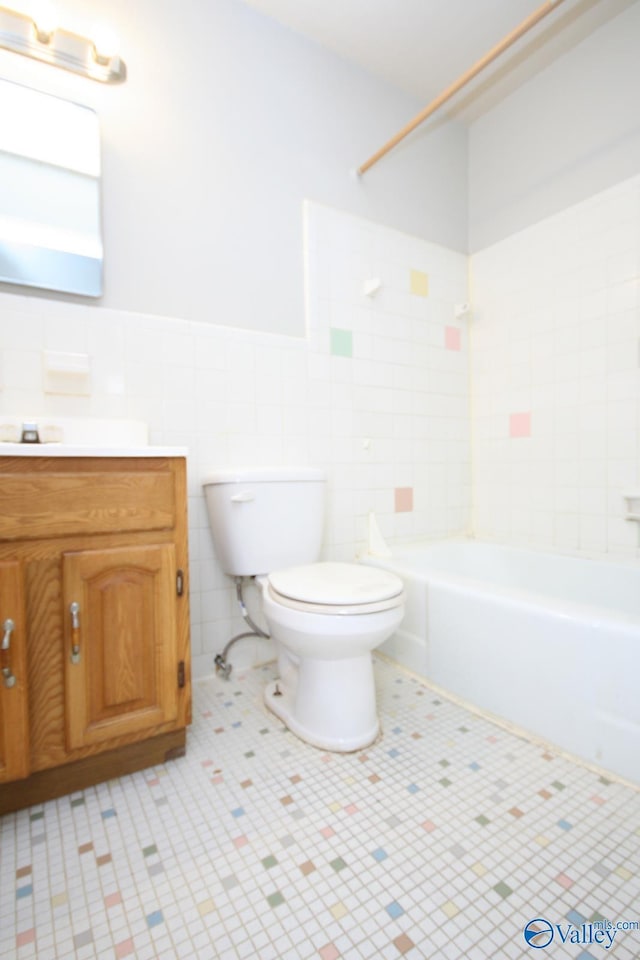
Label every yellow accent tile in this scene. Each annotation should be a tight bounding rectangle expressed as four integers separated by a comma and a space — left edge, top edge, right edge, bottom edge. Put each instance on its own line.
51, 892, 68, 908
344, 776, 356, 785
614, 866, 633, 880
442, 900, 459, 919
330, 902, 349, 920
471, 862, 487, 877
329, 801, 342, 813
410, 269, 429, 297
535, 834, 551, 847
198, 898, 216, 916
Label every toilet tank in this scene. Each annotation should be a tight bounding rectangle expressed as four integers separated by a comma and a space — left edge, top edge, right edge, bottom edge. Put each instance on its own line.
202, 467, 326, 576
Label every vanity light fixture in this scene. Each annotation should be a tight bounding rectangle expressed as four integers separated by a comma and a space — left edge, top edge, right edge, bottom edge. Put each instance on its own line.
0, 4, 126, 83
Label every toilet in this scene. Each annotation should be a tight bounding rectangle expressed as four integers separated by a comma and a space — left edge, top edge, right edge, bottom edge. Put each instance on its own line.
202, 467, 404, 752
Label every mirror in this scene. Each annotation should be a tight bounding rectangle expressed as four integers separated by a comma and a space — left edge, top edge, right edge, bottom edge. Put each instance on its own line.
0, 79, 102, 297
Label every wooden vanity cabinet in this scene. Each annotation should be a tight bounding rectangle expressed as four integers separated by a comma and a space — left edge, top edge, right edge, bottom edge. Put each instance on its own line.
0, 560, 29, 783
0, 455, 191, 815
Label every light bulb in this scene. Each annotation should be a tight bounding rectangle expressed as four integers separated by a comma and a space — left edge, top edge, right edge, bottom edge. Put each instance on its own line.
29, 0, 57, 42
92, 23, 118, 62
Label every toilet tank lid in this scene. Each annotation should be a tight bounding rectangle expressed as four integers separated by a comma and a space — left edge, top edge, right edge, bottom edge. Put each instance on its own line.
202, 466, 326, 485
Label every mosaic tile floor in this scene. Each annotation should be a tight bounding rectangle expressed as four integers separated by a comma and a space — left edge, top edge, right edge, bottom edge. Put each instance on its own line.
2, 657, 640, 960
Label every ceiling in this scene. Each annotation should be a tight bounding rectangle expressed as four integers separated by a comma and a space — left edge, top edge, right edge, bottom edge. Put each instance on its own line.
241, 0, 637, 121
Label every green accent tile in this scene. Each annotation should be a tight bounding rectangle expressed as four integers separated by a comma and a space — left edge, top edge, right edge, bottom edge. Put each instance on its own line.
330, 857, 347, 873
494, 882, 513, 899
262, 855, 277, 869
590, 911, 607, 924
439, 778, 452, 787
244, 751, 255, 758
142, 845, 157, 858
330, 328, 353, 358
267, 891, 285, 908
458, 726, 470, 733
70, 798, 85, 808
551, 780, 566, 790
599, 776, 612, 786
29, 811, 44, 822
475, 815, 490, 826
439, 759, 450, 767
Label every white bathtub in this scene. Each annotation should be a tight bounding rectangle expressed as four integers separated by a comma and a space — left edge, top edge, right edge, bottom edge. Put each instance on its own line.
365, 539, 640, 785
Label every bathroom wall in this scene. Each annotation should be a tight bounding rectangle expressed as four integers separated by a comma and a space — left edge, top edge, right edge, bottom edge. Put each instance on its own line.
468, 2, 640, 252
470, 173, 640, 559
0, 0, 468, 337
469, 3, 640, 561
0, 203, 469, 675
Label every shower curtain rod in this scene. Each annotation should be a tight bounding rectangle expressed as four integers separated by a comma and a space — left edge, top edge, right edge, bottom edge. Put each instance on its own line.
357, 0, 567, 176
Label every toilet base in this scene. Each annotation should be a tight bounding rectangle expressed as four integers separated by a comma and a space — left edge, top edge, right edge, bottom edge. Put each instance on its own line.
264, 654, 380, 753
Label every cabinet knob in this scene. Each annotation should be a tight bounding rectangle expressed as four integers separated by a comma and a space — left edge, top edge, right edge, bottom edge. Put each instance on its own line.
1, 617, 16, 688
69, 601, 81, 664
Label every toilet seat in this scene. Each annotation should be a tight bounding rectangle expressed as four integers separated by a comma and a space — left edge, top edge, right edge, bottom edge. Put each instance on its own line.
267, 562, 404, 616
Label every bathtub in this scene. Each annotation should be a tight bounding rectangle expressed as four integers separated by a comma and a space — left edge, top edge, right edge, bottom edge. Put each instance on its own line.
364, 539, 640, 785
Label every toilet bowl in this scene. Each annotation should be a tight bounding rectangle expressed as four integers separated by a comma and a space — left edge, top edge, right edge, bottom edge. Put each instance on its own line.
201, 467, 405, 752
262, 562, 404, 751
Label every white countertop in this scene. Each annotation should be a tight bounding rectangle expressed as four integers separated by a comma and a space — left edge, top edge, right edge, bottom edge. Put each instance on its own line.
0, 444, 188, 458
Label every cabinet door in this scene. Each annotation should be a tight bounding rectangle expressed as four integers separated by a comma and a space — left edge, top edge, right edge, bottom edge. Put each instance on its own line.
63, 544, 179, 750
0, 561, 29, 782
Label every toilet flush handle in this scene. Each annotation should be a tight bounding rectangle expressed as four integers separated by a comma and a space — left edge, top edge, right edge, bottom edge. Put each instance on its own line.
230, 491, 255, 503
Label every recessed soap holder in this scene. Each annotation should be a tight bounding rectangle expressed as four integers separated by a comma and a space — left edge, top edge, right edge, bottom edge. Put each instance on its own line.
623, 493, 640, 522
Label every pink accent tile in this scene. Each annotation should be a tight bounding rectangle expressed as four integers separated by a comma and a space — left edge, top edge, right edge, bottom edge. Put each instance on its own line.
202, 711, 213, 718
201, 760, 213, 768
211, 775, 223, 785
320, 826, 336, 839
395, 487, 413, 513
555, 872, 574, 889
421, 820, 437, 833
233, 835, 249, 848
319, 945, 340, 960
591, 795, 606, 805
16, 930, 35, 948
115, 938, 135, 959
321, 754, 332, 763
509, 411, 531, 438
445, 326, 461, 351
105, 892, 122, 909
487, 735, 498, 743
147, 778, 160, 787
344, 804, 359, 815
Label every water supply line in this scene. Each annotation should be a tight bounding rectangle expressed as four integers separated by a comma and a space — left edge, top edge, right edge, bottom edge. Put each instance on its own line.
214, 577, 270, 680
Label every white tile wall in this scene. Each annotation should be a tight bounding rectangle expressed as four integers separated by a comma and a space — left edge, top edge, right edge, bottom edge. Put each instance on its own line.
0, 201, 470, 676
470, 173, 640, 560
